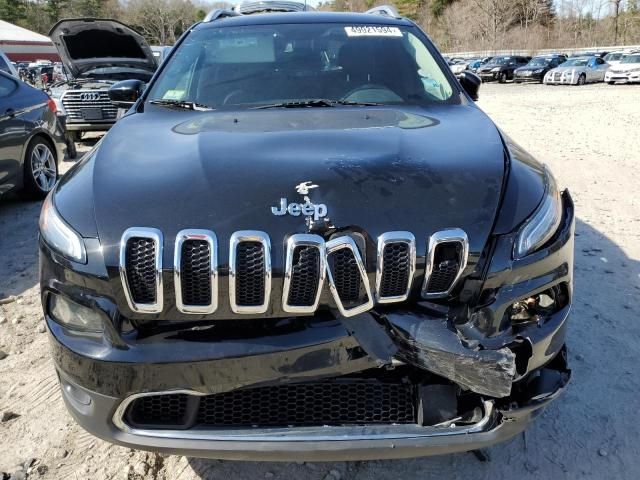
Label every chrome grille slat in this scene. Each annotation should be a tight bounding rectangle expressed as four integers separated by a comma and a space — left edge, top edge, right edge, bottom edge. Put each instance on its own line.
174, 230, 218, 314
119, 228, 164, 313
282, 234, 326, 313
325, 236, 374, 318
421, 229, 469, 299
376, 232, 416, 303
229, 231, 271, 314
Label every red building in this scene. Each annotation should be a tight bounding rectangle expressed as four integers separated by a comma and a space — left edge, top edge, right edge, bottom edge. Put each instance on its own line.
0, 20, 60, 62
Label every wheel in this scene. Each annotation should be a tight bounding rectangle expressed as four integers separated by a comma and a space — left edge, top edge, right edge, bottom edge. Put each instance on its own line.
607, 81, 614, 85
499, 72, 508, 83
67, 131, 81, 143
22, 137, 58, 199
577, 74, 586, 86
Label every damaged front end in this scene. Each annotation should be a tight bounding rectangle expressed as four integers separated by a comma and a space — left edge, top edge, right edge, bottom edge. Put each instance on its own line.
45, 188, 573, 460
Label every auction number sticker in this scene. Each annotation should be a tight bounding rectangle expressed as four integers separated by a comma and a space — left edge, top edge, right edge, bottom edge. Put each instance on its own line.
345, 26, 403, 37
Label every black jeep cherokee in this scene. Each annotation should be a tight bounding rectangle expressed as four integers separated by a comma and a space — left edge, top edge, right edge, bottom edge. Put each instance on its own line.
39, 6, 574, 461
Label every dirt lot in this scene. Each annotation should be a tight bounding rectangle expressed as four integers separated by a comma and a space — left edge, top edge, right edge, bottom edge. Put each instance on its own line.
1, 82, 639, 480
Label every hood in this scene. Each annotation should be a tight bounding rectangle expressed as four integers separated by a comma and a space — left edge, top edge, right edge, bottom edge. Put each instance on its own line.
515, 65, 548, 72
611, 63, 640, 72
551, 64, 587, 73
89, 106, 505, 270
49, 18, 156, 78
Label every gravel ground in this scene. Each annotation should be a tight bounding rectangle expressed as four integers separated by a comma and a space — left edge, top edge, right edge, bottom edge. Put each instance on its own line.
1, 82, 639, 480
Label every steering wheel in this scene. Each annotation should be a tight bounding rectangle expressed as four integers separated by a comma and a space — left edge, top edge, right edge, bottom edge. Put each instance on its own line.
340, 84, 400, 103
222, 89, 246, 105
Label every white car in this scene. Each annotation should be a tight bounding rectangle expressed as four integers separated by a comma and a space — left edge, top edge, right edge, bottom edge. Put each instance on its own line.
603, 51, 627, 67
605, 53, 640, 84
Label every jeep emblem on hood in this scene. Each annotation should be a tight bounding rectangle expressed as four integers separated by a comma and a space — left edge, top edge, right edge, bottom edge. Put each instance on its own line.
272, 181, 327, 220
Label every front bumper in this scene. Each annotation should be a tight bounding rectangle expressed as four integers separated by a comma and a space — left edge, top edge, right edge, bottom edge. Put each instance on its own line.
544, 72, 578, 85
514, 72, 544, 83
605, 71, 640, 83
64, 122, 114, 132
41, 191, 575, 460
478, 72, 499, 82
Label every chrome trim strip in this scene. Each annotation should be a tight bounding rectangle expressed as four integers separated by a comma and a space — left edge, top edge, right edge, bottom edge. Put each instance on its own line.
421, 228, 469, 299
375, 231, 416, 304
119, 227, 164, 314
325, 236, 374, 317
229, 231, 271, 314
174, 230, 218, 314
112, 391, 494, 440
282, 234, 326, 313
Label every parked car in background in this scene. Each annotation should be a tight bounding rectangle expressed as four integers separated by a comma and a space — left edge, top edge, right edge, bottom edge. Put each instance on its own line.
48, 19, 157, 142
476, 55, 530, 83
514, 55, 567, 83
151, 45, 173, 66
603, 51, 627, 67
0, 50, 19, 77
605, 52, 640, 84
450, 57, 481, 77
544, 56, 608, 85
0, 70, 66, 198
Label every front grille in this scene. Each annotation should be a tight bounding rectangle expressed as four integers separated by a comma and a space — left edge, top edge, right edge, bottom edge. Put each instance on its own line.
235, 242, 266, 307
330, 248, 365, 304
426, 259, 459, 293
287, 246, 321, 307
180, 240, 211, 306
126, 380, 416, 429
379, 243, 411, 297
125, 238, 157, 304
61, 90, 118, 122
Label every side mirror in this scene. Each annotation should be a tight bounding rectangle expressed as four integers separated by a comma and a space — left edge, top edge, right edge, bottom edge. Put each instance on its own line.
459, 71, 481, 101
108, 79, 144, 109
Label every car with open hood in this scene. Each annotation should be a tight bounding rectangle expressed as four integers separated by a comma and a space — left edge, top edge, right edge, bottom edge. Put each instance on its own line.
47, 19, 157, 141
544, 55, 608, 85
40, 5, 574, 461
605, 52, 640, 84
514, 54, 567, 83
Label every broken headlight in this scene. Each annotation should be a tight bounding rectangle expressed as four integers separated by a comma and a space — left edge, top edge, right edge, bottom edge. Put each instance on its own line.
39, 193, 87, 263
514, 170, 562, 259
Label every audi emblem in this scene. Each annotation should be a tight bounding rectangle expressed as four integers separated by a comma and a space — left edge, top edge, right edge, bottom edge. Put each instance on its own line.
80, 92, 101, 101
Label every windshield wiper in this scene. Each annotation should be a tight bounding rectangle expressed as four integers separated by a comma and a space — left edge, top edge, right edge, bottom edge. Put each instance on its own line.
149, 99, 214, 111
253, 99, 382, 109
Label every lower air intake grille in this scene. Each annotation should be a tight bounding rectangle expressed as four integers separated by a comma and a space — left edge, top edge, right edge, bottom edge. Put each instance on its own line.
126, 381, 416, 429
330, 248, 363, 304
235, 242, 265, 306
125, 238, 157, 304
180, 240, 211, 306
426, 259, 460, 293
128, 393, 189, 427
287, 246, 321, 307
379, 243, 411, 297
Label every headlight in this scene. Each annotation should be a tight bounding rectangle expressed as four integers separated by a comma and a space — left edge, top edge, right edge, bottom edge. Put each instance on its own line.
514, 171, 562, 259
39, 193, 87, 263
533, 69, 543, 73
49, 294, 103, 332
491, 67, 501, 72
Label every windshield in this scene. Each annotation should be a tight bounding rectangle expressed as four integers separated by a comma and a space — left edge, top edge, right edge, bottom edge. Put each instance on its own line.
563, 58, 588, 67
528, 57, 553, 67
621, 54, 640, 64
605, 53, 623, 61
148, 23, 455, 109
486, 57, 512, 66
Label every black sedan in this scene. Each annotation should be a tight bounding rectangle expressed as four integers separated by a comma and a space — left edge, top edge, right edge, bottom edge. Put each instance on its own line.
0, 70, 66, 198
477, 55, 531, 82
514, 55, 567, 83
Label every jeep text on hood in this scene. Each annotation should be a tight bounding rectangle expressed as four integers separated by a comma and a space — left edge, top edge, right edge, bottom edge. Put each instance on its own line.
40, 8, 574, 461
49, 18, 157, 78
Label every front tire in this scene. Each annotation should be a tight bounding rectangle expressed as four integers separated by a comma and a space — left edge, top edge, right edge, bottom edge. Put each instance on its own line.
577, 74, 586, 86
499, 72, 508, 83
22, 137, 58, 199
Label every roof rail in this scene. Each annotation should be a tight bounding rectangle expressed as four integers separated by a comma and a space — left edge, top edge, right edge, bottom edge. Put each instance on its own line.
365, 5, 401, 19
203, 9, 241, 22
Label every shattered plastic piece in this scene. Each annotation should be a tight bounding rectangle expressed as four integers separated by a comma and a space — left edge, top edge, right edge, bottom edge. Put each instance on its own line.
385, 312, 516, 397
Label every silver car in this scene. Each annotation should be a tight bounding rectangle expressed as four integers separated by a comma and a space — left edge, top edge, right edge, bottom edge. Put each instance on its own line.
544, 56, 608, 85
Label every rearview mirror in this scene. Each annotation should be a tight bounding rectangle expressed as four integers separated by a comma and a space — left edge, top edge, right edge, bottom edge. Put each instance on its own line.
108, 79, 145, 109
458, 71, 481, 101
